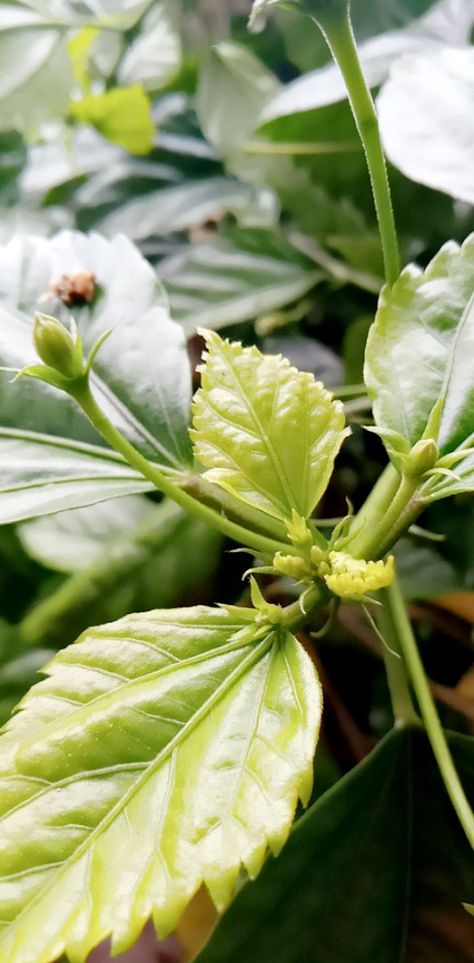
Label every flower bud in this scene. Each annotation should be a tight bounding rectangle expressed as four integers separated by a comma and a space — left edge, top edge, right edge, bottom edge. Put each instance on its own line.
33, 314, 83, 379
405, 439, 439, 477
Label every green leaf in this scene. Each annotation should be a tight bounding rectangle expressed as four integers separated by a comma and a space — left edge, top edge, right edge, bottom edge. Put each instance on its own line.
0, 11, 73, 135
0, 230, 192, 474
117, 0, 182, 92
160, 228, 322, 334
196, 42, 279, 182
364, 233, 474, 464
95, 176, 273, 242
70, 85, 155, 156
197, 728, 474, 963
192, 329, 348, 521
0, 607, 321, 961
18, 499, 223, 647
378, 47, 474, 205
18, 494, 155, 574
260, 2, 472, 123
394, 536, 462, 600
0, 430, 152, 524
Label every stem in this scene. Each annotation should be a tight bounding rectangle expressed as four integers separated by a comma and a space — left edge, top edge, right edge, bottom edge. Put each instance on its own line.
282, 582, 330, 632
71, 382, 297, 560
347, 465, 422, 559
384, 577, 474, 848
376, 602, 419, 727
319, 10, 400, 286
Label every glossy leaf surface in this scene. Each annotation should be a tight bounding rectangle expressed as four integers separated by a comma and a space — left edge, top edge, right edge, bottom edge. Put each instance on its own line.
0, 231, 193, 471
378, 47, 474, 205
0, 430, 152, 524
0, 608, 321, 962
160, 228, 321, 333
192, 330, 348, 521
197, 729, 474, 963
365, 233, 474, 462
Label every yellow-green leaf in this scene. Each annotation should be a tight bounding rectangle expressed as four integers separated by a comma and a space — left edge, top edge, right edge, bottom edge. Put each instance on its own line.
192, 330, 348, 521
0, 606, 321, 962
70, 84, 154, 155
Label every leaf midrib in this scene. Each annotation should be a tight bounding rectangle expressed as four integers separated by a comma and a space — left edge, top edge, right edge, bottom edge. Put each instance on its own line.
0, 634, 275, 944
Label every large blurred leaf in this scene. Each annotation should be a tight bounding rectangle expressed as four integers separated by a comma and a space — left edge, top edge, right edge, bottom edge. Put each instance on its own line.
197, 728, 474, 963
0, 431, 152, 525
378, 47, 474, 205
160, 228, 321, 333
19, 498, 223, 646
0, 9, 73, 135
0, 231, 193, 469
117, 0, 182, 92
196, 41, 279, 182
18, 494, 155, 573
261, 0, 472, 123
192, 330, 348, 521
0, 608, 320, 961
365, 233, 474, 474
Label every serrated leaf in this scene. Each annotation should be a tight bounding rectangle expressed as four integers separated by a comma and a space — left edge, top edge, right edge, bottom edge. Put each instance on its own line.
378, 46, 474, 205
0, 231, 192, 523
192, 330, 348, 521
197, 728, 474, 963
365, 233, 474, 462
160, 228, 321, 334
70, 85, 154, 156
0, 607, 321, 962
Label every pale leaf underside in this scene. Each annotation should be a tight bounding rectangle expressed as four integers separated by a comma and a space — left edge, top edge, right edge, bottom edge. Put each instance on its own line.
0, 606, 320, 963
192, 330, 348, 521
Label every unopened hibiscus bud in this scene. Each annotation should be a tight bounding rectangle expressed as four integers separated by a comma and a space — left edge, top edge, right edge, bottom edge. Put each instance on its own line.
33, 313, 84, 379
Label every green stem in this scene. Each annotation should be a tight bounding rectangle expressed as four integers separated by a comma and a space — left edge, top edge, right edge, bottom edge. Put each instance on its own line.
71, 381, 298, 560
319, 10, 400, 286
347, 464, 422, 559
376, 602, 419, 727
384, 577, 474, 848
282, 582, 330, 632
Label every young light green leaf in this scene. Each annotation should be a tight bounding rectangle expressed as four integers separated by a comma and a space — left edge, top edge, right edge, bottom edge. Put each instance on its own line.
70, 85, 154, 155
192, 330, 348, 521
365, 233, 474, 461
0, 606, 321, 962
378, 47, 474, 205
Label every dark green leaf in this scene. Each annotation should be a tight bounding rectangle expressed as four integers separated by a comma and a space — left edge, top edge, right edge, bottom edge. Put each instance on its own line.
19, 499, 223, 647
197, 729, 474, 963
